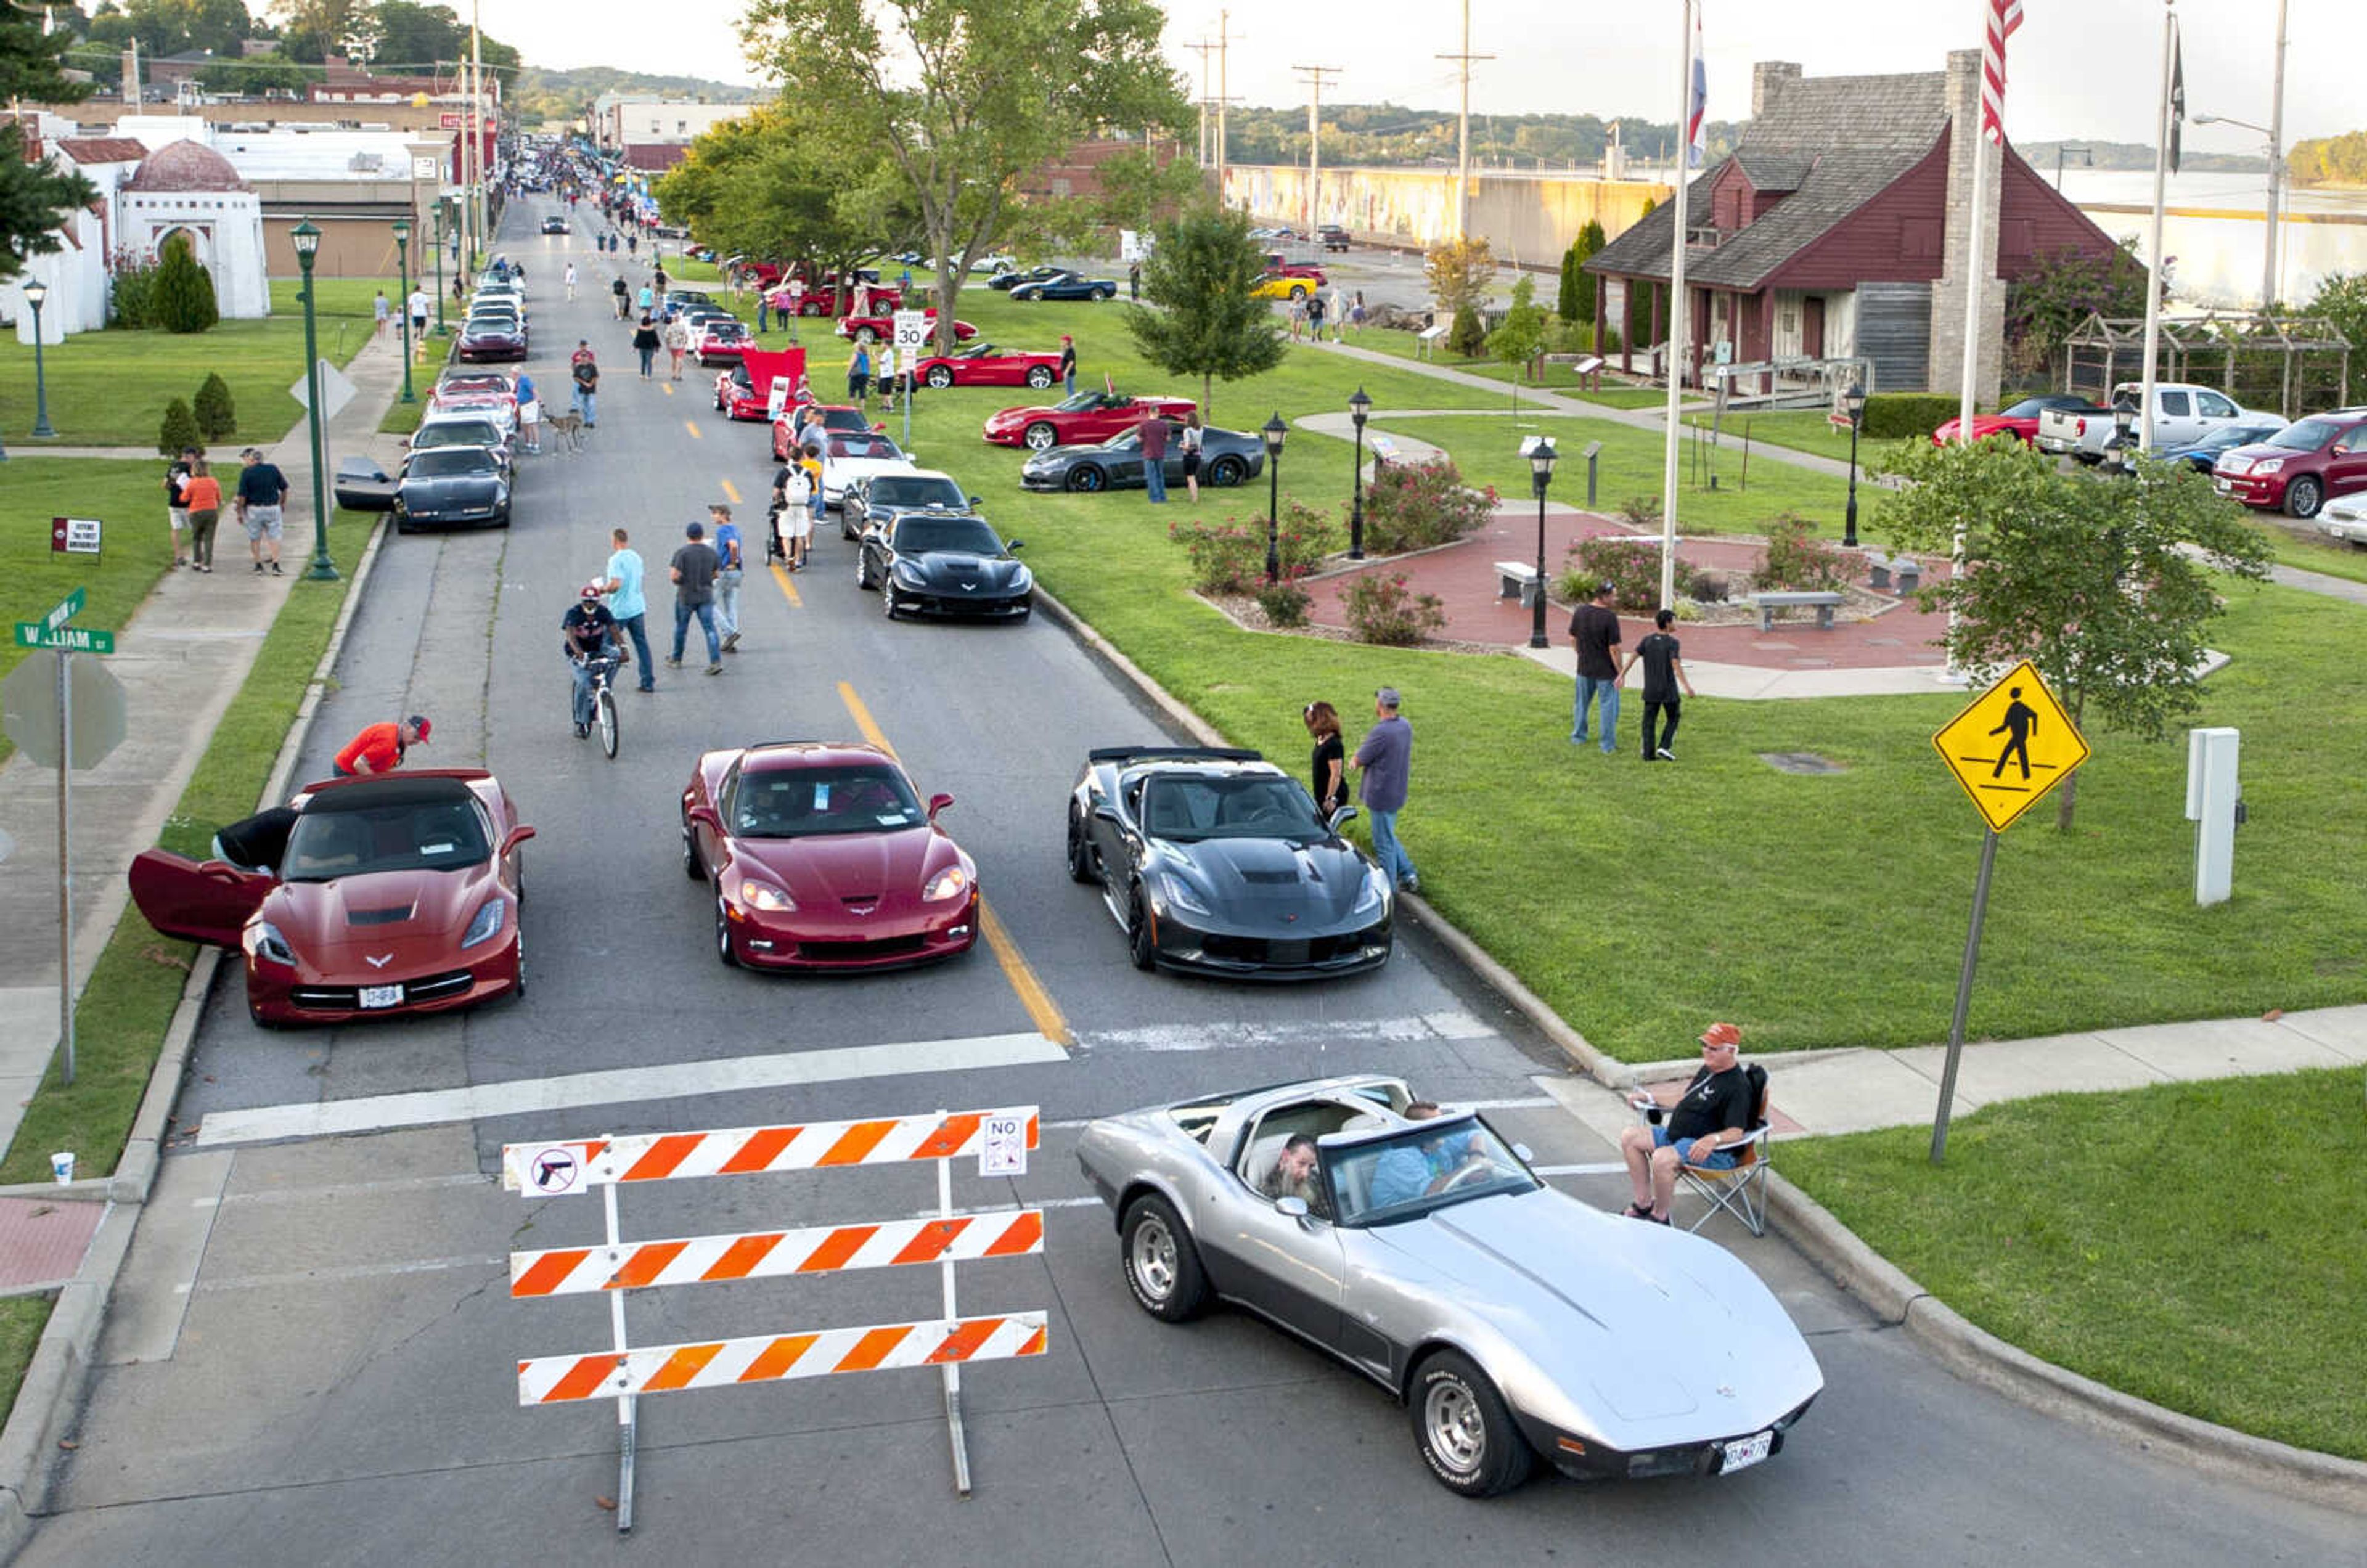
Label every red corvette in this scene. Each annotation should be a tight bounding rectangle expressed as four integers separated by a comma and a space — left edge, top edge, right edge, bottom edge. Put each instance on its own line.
836, 309, 977, 346
1930, 394, 2101, 446
681, 741, 979, 971
764, 278, 902, 318
912, 342, 1063, 391
692, 317, 754, 365
716, 346, 810, 422
771, 403, 883, 460
127, 770, 534, 1028
983, 390, 1198, 451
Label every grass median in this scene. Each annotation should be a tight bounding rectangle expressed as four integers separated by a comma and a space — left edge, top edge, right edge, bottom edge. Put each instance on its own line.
1781, 1071, 2367, 1460
0, 504, 378, 1185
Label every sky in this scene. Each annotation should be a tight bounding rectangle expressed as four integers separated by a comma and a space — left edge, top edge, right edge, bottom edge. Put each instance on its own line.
483, 0, 2350, 152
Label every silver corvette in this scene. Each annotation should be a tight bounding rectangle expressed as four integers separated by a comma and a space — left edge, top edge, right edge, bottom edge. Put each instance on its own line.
1077, 1075, 1823, 1497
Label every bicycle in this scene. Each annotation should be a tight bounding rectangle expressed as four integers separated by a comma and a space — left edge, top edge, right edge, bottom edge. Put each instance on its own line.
574, 653, 621, 759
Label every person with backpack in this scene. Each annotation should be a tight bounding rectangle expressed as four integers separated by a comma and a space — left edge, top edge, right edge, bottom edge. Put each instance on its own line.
1615, 1022, 1754, 1224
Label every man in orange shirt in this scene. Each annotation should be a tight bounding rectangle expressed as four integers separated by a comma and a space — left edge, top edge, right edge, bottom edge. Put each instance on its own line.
332, 714, 431, 777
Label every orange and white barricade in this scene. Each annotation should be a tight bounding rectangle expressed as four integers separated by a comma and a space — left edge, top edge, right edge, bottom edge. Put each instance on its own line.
504, 1106, 1043, 1532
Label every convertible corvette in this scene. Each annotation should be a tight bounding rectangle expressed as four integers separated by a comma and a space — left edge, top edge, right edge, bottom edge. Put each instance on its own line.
982, 390, 1197, 451
128, 771, 536, 1027
681, 741, 979, 971
856, 510, 1032, 621
455, 312, 528, 361
692, 317, 753, 365
835, 309, 977, 346
1021, 423, 1263, 493
1008, 269, 1118, 301
1077, 1076, 1824, 1495
986, 264, 1067, 292
770, 402, 885, 461
1065, 746, 1389, 976
910, 343, 1063, 391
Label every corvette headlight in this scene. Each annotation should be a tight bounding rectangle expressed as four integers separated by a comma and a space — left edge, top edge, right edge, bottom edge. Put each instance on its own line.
1159, 873, 1210, 915
893, 561, 928, 586
2253, 457, 2285, 475
1010, 565, 1032, 590
243, 920, 296, 967
740, 878, 796, 912
460, 899, 506, 949
923, 865, 970, 901
1352, 865, 1391, 917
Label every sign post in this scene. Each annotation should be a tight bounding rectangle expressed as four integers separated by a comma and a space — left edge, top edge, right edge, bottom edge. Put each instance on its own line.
891, 310, 928, 453
1926, 660, 2091, 1161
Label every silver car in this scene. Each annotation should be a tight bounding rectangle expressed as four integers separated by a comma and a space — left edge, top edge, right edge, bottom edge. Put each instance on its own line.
1077, 1074, 1823, 1496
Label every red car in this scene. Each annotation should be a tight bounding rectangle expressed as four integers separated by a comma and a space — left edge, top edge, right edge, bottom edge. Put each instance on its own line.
771, 403, 883, 461
681, 741, 979, 971
127, 770, 534, 1028
764, 277, 901, 318
692, 317, 754, 365
2213, 410, 2367, 518
912, 342, 1063, 391
715, 346, 811, 421
1263, 253, 1328, 282
1930, 394, 2101, 446
983, 390, 1198, 451
836, 309, 977, 346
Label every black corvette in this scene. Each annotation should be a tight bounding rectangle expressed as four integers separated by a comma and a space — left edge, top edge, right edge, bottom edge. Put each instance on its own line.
1066, 746, 1392, 978
856, 510, 1032, 622
393, 447, 511, 533
841, 468, 977, 541
1020, 425, 1264, 493
1008, 269, 1118, 301
987, 264, 1067, 292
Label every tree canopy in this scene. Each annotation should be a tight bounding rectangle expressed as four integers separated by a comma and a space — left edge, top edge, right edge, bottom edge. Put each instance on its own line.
1, 14, 97, 286
1120, 205, 1283, 419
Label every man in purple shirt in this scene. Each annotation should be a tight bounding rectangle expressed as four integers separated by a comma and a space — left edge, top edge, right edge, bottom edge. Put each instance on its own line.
1139, 411, 1171, 504
1347, 686, 1417, 894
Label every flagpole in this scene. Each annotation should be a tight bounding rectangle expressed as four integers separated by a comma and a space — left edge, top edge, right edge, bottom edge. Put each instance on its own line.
1945, 0, 2001, 687
2138, 1, 2177, 457
1658, 0, 1693, 614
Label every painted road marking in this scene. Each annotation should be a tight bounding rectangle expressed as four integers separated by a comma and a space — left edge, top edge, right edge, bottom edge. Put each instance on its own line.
685, 420, 703, 440
1081, 1009, 1495, 1053
663, 383, 675, 398
769, 560, 803, 609
192, 1031, 1070, 1148
1040, 1094, 1551, 1131
837, 681, 1073, 1049
720, 478, 742, 505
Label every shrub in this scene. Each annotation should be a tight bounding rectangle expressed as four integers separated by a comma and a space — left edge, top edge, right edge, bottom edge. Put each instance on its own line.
157, 396, 200, 457
1342, 573, 1445, 645
107, 245, 161, 329
1168, 516, 1265, 595
152, 233, 219, 333
1561, 535, 1688, 612
192, 372, 237, 439
1861, 392, 1958, 441
1618, 494, 1662, 529
1362, 459, 1495, 554
1273, 499, 1340, 578
1684, 568, 1729, 602
1447, 303, 1487, 357
1254, 579, 1311, 627
1755, 513, 1851, 590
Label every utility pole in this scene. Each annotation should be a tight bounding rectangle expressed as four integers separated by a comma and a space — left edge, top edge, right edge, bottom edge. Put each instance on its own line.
470, 0, 486, 268
2263, 0, 2287, 309
1216, 9, 1230, 198
1292, 65, 1341, 234
1437, 0, 1493, 242
1184, 38, 1217, 168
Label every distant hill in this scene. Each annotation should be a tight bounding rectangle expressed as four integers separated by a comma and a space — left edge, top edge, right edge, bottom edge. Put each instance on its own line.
2017, 139, 2269, 176
510, 67, 769, 128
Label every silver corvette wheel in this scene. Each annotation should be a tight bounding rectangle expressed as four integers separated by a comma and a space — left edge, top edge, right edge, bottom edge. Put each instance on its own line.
1423, 1380, 1486, 1476
1119, 1194, 1206, 1321
1131, 1217, 1177, 1299
1410, 1350, 1532, 1497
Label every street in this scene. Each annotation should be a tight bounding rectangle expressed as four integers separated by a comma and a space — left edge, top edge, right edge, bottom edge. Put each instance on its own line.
23, 200, 2364, 1566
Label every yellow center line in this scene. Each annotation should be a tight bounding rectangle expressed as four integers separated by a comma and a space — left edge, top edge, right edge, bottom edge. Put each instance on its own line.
835, 680, 1072, 1049
719, 478, 742, 505
684, 419, 703, 439
769, 560, 802, 609
662, 382, 675, 398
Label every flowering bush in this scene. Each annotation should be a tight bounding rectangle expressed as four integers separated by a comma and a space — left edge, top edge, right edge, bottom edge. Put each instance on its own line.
1756, 513, 1850, 590
1560, 535, 1695, 611
1254, 580, 1312, 627
1169, 502, 1338, 595
1343, 572, 1446, 645
1362, 459, 1495, 554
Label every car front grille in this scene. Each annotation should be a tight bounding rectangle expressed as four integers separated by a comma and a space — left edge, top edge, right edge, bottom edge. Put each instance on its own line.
795, 934, 929, 963
1199, 928, 1380, 966
290, 968, 473, 1009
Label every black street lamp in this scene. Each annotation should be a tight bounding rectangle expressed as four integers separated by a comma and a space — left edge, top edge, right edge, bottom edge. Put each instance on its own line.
1527, 436, 1558, 649
1347, 386, 1371, 559
23, 279, 57, 438
1842, 380, 1868, 547
1262, 411, 1288, 584
292, 220, 338, 582
431, 205, 448, 335
392, 217, 415, 404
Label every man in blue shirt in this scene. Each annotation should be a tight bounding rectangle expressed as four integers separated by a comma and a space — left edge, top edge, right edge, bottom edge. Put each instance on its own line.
708, 504, 745, 653
1348, 686, 1417, 894
600, 526, 654, 690
1367, 1102, 1477, 1209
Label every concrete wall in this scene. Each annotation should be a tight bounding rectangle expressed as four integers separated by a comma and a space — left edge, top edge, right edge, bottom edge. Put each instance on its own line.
1222, 166, 1669, 265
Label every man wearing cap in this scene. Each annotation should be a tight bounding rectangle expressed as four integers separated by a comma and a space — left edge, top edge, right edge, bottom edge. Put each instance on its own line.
562, 581, 624, 737
1569, 580, 1624, 754
1616, 1023, 1756, 1223
1058, 334, 1077, 398
332, 715, 431, 777
668, 520, 724, 674
1347, 687, 1418, 894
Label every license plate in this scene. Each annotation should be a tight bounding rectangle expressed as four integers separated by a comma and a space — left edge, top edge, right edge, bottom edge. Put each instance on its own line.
358, 983, 404, 1009
2214, 479, 2231, 494
1721, 1431, 1773, 1474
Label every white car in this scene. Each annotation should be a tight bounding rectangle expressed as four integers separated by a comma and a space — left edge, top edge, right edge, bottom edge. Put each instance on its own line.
968, 252, 1017, 276
2316, 494, 2367, 545
819, 431, 919, 509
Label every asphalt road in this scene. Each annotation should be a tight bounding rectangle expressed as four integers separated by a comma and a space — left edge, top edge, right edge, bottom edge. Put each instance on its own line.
25, 198, 2363, 1566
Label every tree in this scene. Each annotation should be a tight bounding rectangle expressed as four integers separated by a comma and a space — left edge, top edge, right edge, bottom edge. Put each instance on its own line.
741, 0, 1187, 353
1566, 218, 1605, 323
1487, 272, 1548, 412
197, 50, 320, 94
1871, 438, 2271, 829
362, 1, 519, 74
2004, 241, 2149, 386
157, 396, 200, 457
2299, 271, 2367, 354
152, 231, 219, 332
1424, 235, 1493, 319
1119, 205, 1282, 419
0, 14, 97, 287
193, 371, 237, 439
272, 0, 370, 62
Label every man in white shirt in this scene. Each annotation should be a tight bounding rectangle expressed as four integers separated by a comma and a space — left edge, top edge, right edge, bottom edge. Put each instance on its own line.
563, 261, 577, 301
406, 287, 430, 343
875, 343, 898, 409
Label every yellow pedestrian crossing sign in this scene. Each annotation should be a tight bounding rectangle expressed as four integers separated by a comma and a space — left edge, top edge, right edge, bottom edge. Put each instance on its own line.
1931, 661, 2091, 832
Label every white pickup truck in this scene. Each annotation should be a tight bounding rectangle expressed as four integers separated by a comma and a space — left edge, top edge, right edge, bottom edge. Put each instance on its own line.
2034, 382, 2270, 463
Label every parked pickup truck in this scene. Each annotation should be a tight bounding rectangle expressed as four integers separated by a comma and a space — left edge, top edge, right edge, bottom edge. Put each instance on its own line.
2035, 382, 2269, 463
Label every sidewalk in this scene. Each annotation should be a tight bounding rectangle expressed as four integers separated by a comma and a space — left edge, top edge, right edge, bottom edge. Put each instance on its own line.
0, 329, 414, 1162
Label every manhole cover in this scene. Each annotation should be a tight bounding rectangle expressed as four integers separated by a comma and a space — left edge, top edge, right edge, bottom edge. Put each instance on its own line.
1759, 752, 1847, 775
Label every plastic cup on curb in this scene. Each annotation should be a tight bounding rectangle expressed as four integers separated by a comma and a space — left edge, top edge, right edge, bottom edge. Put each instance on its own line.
50, 1151, 74, 1184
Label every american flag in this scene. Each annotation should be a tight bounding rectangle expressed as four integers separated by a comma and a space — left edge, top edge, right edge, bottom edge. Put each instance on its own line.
1686, 9, 1709, 169
1981, 0, 2025, 145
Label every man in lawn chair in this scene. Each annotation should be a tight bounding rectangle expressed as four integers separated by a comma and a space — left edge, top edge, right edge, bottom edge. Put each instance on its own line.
1617, 1021, 1757, 1225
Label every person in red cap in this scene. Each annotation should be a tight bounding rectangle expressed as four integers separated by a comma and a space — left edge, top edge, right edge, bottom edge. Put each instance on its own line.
1615, 1021, 1754, 1224
332, 714, 430, 777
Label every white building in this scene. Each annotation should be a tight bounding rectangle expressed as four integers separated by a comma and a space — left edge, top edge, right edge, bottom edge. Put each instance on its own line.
589, 94, 746, 163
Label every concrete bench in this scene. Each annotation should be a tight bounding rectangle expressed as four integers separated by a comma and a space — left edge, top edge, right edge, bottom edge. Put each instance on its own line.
1494, 560, 1542, 606
1864, 553, 1922, 594
1749, 590, 1847, 632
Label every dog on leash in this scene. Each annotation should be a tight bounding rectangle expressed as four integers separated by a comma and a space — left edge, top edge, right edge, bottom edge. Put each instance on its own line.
543, 410, 586, 452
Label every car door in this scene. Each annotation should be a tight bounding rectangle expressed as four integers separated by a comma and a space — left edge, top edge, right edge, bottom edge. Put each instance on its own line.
2327, 424, 2367, 500
1088, 773, 1145, 888
1196, 1105, 1350, 1349
2193, 389, 2241, 436
1101, 431, 1147, 485
2154, 390, 2194, 447
128, 849, 274, 948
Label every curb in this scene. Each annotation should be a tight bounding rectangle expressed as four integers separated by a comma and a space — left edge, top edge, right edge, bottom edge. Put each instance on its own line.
1764, 1171, 2367, 1514
0, 512, 390, 1558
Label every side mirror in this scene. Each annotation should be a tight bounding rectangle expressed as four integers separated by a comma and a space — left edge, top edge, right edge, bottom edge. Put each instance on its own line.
1091, 802, 1120, 823
1512, 1143, 1534, 1164
1328, 805, 1359, 831
926, 792, 955, 820
501, 825, 538, 855
1007, 539, 1024, 553
686, 804, 721, 830
968, 494, 982, 507
1275, 1196, 1310, 1219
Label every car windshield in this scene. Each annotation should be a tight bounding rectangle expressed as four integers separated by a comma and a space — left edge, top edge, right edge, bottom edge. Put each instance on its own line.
1998, 397, 2073, 418
282, 799, 490, 881
820, 409, 871, 433
1140, 775, 1328, 843
1325, 1117, 1539, 1227
729, 764, 926, 838
955, 344, 992, 358
869, 476, 966, 510
832, 436, 903, 460
1052, 393, 1106, 412
2270, 420, 2337, 451
894, 517, 1002, 555
2200, 425, 2273, 452
416, 423, 499, 447
409, 449, 498, 477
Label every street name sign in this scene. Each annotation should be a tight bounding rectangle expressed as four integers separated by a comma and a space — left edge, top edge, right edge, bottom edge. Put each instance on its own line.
37, 589, 83, 631
14, 623, 115, 655
1929, 660, 2090, 833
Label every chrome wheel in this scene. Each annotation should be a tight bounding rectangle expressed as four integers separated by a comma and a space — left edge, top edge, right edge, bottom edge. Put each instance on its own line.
1423, 1380, 1486, 1478
1119, 1194, 1206, 1321
1129, 1214, 1177, 1302
1024, 422, 1058, 451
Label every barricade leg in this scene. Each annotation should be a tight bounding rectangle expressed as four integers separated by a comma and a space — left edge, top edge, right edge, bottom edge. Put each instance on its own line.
606, 1183, 637, 1533
938, 1135, 971, 1497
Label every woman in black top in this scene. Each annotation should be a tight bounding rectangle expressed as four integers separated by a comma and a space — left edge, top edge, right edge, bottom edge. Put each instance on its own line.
1303, 700, 1346, 819
632, 315, 662, 378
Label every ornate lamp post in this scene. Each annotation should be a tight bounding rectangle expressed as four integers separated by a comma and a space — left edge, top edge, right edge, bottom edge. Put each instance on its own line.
23, 279, 57, 438
1842, 380, 1868, 547
431, 204, 448, 335
1347, 386, 1372, 558
392, 216, 415, 404
291, 220, 338, 582
1261, 412, 1288, 584
1526, 436, 1558, 649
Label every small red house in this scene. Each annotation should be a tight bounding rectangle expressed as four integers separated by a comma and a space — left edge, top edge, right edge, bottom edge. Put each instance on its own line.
1585, 51, 2125, 400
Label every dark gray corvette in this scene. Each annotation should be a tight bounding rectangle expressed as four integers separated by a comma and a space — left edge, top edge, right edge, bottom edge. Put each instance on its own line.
1020, 425, 1263, 492
393, 447, 510, 532
1065, 746, 1390, 976
856, 510, 1032, 621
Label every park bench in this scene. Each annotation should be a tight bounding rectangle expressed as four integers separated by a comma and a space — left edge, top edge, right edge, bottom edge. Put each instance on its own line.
1863, 553, 1922, 593
1494, 560, 1543, 607
1749, 590, 1847, 632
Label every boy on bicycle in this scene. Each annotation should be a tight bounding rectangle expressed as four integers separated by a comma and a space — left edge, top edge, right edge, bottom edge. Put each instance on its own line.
562, 581, 624, 738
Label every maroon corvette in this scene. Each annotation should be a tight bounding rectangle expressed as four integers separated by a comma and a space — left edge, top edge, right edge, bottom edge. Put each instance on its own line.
912, 342, 1064, 391
681, 741, 979, 971
127, 770, 534, 1027
982, 390, 1198, 451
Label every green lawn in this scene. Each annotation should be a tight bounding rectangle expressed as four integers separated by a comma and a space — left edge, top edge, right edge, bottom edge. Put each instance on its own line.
1783, 1072, 2367, 1460
1346, 327, 1684, 408
0, 1296, 53, 1427
0, 277, 393, 451
2259, 519, 2367, 586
